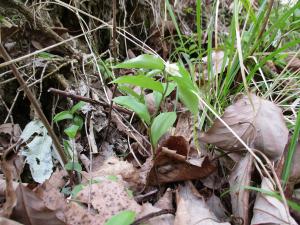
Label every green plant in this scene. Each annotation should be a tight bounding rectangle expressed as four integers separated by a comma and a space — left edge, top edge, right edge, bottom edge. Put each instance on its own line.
53, 101, 85, 172
104, 210, 136, 225
112, 54, 200, 151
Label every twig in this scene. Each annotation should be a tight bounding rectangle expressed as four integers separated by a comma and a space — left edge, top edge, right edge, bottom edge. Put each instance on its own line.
48, 87, 132, 115
131, 209, 175, 225
0, 43, 68, 165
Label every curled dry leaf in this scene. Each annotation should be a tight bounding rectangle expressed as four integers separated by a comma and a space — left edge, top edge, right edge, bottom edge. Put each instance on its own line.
11, 185, 65, 225
147, 136, 216, 185
174, 111, 193, 142
229, 153, 253, 225
200, 94, 288, 160
251, 177, 297, 225
175, 182, 230, 225
202, 50, 228, 77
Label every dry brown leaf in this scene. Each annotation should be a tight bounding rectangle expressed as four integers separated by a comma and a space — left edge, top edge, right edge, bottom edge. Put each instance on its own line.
202, 50, 228, 76
0, 160, 17, 217
11, 185, 65, 225
0, 123, 21, 149
64, 202, 100, 225
229, 153, 253, 225
288, 140, 300, 185
200, 94, 288, 160
138, 203, 174, 225
206, 194, 228, 222
175, 111, 193, 142
145, 93, 157, 115
147, 136, 216, 185
72, 179, 141, 224
81, 156, 139, 186
34, 181, 66, 221
251, 177, 297, 225
174, 182, 230, 225
285, 55, 300, 72
0, 217, 23, 225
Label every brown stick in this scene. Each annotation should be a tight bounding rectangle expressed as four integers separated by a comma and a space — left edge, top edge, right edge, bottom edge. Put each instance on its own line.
131, 209, 175, 225
0, 43, 68, 165
48, 87, 132, 115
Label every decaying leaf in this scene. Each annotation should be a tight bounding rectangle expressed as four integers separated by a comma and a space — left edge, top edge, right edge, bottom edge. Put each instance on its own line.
251, 177, 297, 225
229, 153, 253, 225
11, 184, 65, 225
200, 94, 288, 160
206, 194, 228, 222
147, 136, 216, 185
81, 156, 139, 186
68, 179, 141, 225
288, 140, 300, 185
0, 159, 17, 217
0, 217, 23, 225
174, 182, 230, 225
174, 111, 193, 142
202, 50, 228, 76
138, 203, 174, 225
0, 123, 21, 149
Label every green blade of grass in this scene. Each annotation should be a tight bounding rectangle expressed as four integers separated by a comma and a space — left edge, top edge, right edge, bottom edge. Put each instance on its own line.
282, 108, 300, 186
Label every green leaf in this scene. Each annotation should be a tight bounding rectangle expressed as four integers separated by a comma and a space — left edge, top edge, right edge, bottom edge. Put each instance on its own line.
151, 112, 177, 148
71, 184, 84, 197
114, 54, 164, 70
70, 101, 85, 114
118, 85, 142, 100
53, 111, 73, 122
64, 124, 80, 139
171, 76, 199, 115
113, 96, 151, 125
112, 75, 164, 93
65, 161, 82, 173
73, 115, 84, 130
107, 175, 118, 182
104, 210, 136, 225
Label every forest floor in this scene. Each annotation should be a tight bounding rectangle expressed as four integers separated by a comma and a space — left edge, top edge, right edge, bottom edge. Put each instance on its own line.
0, 0, 300, 224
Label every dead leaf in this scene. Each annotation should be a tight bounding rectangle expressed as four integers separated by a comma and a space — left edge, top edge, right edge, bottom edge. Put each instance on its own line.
72, 179, 141, 224
174, 111, 193, 142
34, 181, 66, 221
138, 203, 174, 225
0, 160, 17, 217
285, 55, 300, 72
0, 217, 23, 225
0, 123, 21, 149
145, 93, 157, 115
11, 185, 65, 225
200, 94, 288, 160
147, 136, 216, 185
206, 193, 228, 222
202, 50, 228, 76
251, 177, 297, 225
81, 156, 139, 186
229, 153, 253, 225
288, 140, 300, 185
64, 202, 99, 225
174, 182, 230, 225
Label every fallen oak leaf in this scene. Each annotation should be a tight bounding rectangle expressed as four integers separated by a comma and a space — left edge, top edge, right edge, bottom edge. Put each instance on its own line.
200, 94, 288, 160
